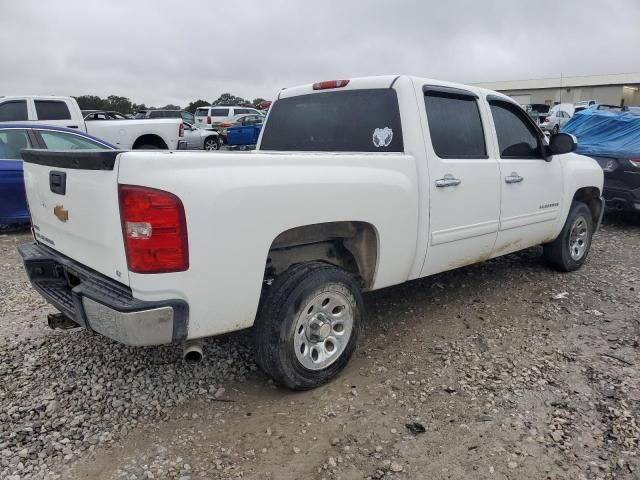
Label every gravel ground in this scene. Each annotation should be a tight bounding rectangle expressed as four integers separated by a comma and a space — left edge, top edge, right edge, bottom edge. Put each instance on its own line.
1, 213, 639, 480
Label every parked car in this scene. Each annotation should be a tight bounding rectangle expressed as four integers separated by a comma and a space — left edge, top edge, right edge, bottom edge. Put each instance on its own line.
0, 124, 114, 226
574, 104, 620, 114
18, 75, 603, 390
574, 100, 597, 109
563, 109, 640, 214
216, 113, 265, 143
225, 114, 265, 146
0, 96, 185, 150
83, 110, 129, 120
136, 109, 195, 124
255, 100, 272, 111
524, 104, 550, 125
194, 105, 262, 129
182, 122, 222, 150
541, 106, 573, 134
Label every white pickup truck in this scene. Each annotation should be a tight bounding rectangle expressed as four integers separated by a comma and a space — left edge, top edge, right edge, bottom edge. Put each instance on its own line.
0, 96, 185, 150
18, 76, 604, 390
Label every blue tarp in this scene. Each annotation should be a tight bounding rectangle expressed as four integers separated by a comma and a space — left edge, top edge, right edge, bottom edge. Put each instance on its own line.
561, 109, 640, 158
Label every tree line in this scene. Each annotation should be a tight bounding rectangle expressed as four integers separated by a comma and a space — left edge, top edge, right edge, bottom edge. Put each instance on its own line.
74, 94, 269, 114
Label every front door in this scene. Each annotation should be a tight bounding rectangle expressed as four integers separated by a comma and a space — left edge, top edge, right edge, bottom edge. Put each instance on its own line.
419, 86, 501, 277
486, 99, 563, 257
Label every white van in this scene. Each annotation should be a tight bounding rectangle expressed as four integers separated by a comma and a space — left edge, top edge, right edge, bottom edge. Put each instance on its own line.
194, 105, 263, 129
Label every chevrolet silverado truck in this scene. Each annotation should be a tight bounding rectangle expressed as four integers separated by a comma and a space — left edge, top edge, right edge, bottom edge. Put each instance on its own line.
18, 76, 604, 390
0, 96, 185, 150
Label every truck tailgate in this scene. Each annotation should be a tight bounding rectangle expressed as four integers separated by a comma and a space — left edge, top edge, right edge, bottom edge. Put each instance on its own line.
21, 150, 130, 285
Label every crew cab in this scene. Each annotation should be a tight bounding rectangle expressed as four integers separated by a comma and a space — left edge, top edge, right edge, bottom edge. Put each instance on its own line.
0, 96, 185, 150
18, 76, 604, 390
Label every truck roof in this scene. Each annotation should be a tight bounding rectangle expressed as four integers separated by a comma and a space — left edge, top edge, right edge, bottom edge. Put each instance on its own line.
0, 95, 74, 101
278, 75, 512, 104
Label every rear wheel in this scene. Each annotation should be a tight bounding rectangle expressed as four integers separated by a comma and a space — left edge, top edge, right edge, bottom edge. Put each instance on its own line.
204, 136, 220, 151
253, 262, 363, 390
544, 201, 593, 272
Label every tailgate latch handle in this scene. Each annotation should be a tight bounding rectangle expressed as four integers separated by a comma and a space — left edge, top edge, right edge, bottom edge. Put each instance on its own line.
49, 171, 67, 195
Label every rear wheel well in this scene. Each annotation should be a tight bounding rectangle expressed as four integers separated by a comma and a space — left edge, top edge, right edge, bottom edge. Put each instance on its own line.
265, 222, 378, 290
572, 187, 602, 225
132, 135, 168, 149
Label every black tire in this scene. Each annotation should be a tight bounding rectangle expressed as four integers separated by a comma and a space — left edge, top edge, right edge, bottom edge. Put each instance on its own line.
135, 144, 160, 150
544, 201, 593, 272
253, 262, 363, 390
204, 136, 220, 151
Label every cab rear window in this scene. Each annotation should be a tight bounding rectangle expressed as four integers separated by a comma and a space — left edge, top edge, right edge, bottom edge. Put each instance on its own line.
260, 89, 403, 152
35, 100, 71, 121
195, 108, 209, 117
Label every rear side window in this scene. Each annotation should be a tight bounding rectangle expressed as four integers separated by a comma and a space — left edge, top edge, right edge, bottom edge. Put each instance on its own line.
424, 92, 486, 158
261, 89, 403, 152
210, 108, 230, 117
0, 100, 28, 121
35, 100, 71, 120
0, 129, 32, 159
195, 108, 209, 117
489, 102, 541, 158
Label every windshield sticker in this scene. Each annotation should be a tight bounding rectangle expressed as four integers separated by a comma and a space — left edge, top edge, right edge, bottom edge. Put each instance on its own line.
372, 127, 393, 148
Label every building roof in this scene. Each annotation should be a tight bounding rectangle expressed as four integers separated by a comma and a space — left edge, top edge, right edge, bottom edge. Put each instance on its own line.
473, 72, 640, 91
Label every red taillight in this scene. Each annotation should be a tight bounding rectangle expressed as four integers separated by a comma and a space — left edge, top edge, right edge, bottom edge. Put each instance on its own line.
312, 79, 350, 90
118, 185, 188, 274
630, 159, 640, 168
207, 116, 211, 124
179, 122, 184, 137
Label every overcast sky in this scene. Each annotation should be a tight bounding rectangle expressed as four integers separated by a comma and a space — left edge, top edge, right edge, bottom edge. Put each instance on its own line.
1, 0, 639, 107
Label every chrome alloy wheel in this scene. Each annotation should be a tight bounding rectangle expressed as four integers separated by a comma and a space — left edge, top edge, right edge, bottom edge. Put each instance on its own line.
293, 290, 354, 370
568, 216, 589, 260
204, 138, 219, 150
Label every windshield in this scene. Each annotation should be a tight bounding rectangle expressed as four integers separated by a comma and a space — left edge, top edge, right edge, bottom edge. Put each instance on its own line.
260, 88, 403, 152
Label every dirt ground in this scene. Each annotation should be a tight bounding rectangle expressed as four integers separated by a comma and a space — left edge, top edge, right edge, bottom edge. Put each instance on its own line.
1, 212, 639, 480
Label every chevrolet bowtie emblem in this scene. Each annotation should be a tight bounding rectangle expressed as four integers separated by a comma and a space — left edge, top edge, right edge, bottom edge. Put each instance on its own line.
53, 205, 69, 223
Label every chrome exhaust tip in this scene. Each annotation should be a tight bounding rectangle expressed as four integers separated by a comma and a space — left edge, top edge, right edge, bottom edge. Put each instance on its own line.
183, 339, 204, 363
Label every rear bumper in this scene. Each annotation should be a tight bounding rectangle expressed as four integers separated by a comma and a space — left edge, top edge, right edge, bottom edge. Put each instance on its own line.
18, 242, 189, 346
603, 184, 640, 212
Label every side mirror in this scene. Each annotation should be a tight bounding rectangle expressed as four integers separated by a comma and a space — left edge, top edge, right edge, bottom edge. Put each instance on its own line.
545, 132, 577, 160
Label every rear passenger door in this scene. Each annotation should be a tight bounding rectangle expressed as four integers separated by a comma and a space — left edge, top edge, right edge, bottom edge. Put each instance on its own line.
420, 86, 501, 277
33, 100, 81, 130
487, 99, 563, 256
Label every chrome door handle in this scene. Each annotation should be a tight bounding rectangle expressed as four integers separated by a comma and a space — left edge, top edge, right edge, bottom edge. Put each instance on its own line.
435, 174, 461, 188
505, 172, 524, 184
